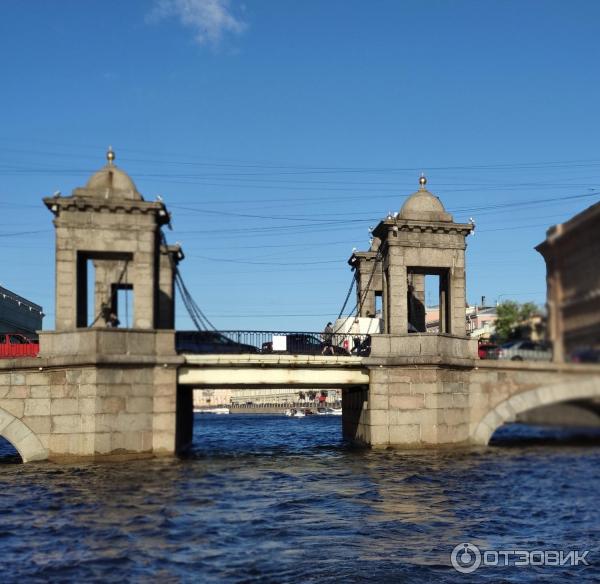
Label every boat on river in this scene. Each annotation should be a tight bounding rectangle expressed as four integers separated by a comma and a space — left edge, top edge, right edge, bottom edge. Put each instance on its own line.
285, 408, 306, 418
194, 407, 230, 414
317, 407, 342, 416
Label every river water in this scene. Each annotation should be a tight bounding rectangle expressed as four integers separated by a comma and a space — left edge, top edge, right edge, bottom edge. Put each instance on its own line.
1, 414, 599, 583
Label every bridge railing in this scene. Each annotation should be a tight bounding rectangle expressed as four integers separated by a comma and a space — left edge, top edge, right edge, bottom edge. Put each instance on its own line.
176, 330, 371, 356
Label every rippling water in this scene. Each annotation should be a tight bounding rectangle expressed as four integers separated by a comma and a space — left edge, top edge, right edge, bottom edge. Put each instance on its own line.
1, 415, 600, 583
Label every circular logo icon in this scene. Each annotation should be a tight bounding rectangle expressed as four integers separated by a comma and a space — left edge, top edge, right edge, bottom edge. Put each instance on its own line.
451, 542, 482, 574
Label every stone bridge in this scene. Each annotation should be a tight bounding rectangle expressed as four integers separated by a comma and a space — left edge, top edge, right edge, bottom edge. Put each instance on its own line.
2, 155, 599, 463
344, 349, 600, 448
1, 342, 599, 462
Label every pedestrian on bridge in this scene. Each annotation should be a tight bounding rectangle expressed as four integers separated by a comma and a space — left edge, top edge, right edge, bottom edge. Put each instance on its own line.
351, 318, 362, 354
322, 322, 334, 355
107, 312, 120, 328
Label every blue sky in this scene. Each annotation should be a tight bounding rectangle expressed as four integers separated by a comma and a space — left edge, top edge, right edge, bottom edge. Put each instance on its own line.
1, 0, 599, 331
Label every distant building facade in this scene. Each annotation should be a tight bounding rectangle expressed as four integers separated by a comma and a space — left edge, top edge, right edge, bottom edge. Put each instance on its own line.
536, 200, 600, 361
426, 304, 498, 338
466, 306, 498, 339
193, 387, 342, 407
193, 389, 232, 408
0, 286, 44, 338
228, 388, 341, 405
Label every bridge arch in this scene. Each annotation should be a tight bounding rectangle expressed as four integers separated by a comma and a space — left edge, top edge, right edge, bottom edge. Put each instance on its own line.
471, 376, 600, 446
0, 407, 47, 462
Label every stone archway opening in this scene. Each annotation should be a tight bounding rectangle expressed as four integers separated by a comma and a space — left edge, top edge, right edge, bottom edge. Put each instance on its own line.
0, 408, 47, 463
489, 418, 600, 447
472, 378, 600, 447
0, 435, 22, 464
175, 384, 350, 458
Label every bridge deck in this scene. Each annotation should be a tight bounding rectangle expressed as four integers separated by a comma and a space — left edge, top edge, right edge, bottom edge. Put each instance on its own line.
179, 353, 600, 388
179, 353, 368, 387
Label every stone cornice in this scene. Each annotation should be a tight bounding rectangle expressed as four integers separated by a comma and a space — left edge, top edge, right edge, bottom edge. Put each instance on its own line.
372, 218, 474, 239
43, 196, 171, 225
0, 353, 184, 370
536, 199, 600, 256
161, 243, 185, 264
382, 241, 467, 251
348, 250, 378, 267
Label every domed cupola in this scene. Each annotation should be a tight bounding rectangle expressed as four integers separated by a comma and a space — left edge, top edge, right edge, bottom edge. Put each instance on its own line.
74, 147, 142, 201
398, 174, 452, 222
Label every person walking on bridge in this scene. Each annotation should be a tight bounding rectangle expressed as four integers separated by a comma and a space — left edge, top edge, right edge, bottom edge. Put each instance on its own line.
351, 318, 362, 354
321, 322, 334, 355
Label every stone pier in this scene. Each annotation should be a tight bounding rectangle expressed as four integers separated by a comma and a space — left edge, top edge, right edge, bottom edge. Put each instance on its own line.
341, 177, 600, 448
0, 149, 189, 461
341, 177, 478, 447
0, 330, 182, 461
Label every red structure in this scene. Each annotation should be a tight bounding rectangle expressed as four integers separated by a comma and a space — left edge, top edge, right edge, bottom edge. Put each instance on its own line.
0, 333, 39, 358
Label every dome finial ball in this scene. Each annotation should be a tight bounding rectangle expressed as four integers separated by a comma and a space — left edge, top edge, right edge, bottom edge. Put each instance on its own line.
106, 146, 115, 165
419, 173, 427, 188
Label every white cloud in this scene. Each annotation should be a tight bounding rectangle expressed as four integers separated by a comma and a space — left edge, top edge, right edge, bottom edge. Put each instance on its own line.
149, 0, 247, 47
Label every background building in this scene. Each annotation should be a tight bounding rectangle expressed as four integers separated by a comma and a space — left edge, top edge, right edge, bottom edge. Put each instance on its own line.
193, 389, 233, 408
0, 286, 44, 338
536, 200, 600, 361
426, 304, 498, 339
193, 387, 342, 408
465, 305, 498, 339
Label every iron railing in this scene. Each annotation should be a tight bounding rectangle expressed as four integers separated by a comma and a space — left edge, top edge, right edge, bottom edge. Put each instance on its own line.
176, 330, 371, 356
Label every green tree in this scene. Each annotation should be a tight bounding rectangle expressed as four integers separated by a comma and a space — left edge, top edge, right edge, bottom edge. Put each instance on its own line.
495, 301, 539, 342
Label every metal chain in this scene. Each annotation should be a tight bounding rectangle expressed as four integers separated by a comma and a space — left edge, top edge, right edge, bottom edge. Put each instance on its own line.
160, 231, 217, 331
331, 250, 382, 335
336, 276, 356, 320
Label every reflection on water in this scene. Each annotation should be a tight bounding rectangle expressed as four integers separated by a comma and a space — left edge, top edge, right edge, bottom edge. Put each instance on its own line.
1, 416, 599, 582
